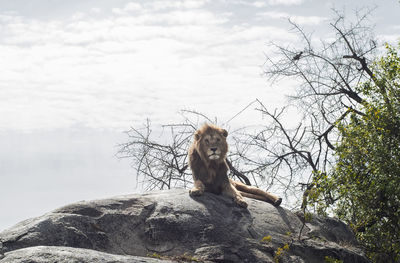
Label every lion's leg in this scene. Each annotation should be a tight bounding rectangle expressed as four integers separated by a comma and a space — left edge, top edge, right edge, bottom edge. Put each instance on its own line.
189, 179, 205, 196
231, 180, 282, 206
222, 182, 248, 208
238, 191, 268, 202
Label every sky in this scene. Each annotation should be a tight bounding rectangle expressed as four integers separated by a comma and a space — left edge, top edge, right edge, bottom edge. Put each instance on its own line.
1, 0, 400, 231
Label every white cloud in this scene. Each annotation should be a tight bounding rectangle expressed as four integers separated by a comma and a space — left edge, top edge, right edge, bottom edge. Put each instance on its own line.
291, 15, 325, 26
112, 0, 208, 14
90, 8, 102, 14
378, 34, 400, 45
258, 11, 289, 19
149, 0, 210, 10
112, 2, 143, 15
0, 1, 295, 132
258, 11, 325, 25
266, 0, 303, 5
123, 2, 143, 12
246, 0, 303, 7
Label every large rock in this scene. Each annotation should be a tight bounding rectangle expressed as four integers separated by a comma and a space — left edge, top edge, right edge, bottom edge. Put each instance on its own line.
0, 189, 369, 263
0, 246, 175, 263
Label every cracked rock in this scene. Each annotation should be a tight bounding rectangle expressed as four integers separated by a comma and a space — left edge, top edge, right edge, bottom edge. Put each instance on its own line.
0, 189, 369, 263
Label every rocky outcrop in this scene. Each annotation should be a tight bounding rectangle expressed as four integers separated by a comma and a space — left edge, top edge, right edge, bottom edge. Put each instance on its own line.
0, 246, 176, 263
0, 189, 369, 263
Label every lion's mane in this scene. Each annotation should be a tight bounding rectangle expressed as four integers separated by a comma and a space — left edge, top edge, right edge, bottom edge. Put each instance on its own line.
188, 124, 229, 194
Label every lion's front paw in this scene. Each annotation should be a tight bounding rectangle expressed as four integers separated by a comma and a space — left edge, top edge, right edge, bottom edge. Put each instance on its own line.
189, 187, 204, 196
235, 197, 248, 208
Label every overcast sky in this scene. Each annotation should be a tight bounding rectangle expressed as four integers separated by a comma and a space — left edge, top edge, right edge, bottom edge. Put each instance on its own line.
1, 0, 400, 231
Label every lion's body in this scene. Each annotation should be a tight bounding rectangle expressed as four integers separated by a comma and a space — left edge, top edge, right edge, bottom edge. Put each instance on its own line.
189, 140, 229, 195
188, 124, 282, 207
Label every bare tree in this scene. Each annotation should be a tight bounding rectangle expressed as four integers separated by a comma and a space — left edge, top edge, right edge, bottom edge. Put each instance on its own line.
119, 8, 380, 213
118, 119, 193, 190
118, 111, 253, 191
256, 8, 379, 208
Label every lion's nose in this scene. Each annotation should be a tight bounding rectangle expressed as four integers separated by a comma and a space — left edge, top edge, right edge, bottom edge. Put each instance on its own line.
210, 147, 217, 152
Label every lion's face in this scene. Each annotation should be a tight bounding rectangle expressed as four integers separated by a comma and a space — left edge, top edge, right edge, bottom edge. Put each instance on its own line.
194, 124, 228, 164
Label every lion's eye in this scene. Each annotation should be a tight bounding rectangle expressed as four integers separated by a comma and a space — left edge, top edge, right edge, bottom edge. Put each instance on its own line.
216, 138, 221, 142
205, 139, 209, 144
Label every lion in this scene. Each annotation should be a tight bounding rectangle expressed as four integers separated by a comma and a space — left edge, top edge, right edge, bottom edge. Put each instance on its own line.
188, 124, 282, 208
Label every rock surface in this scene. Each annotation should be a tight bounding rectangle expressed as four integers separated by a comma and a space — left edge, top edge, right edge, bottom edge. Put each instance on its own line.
0, 246, 175, 263
0, 189, 369, 263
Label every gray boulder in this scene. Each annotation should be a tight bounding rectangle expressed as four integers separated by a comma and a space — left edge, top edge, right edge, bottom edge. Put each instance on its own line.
0, 246, 175, 263
0, 189, 369, 263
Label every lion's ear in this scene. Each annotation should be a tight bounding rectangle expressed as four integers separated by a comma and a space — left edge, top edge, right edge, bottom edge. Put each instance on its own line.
221, 129, 228, 138
194, 130, 201, 141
